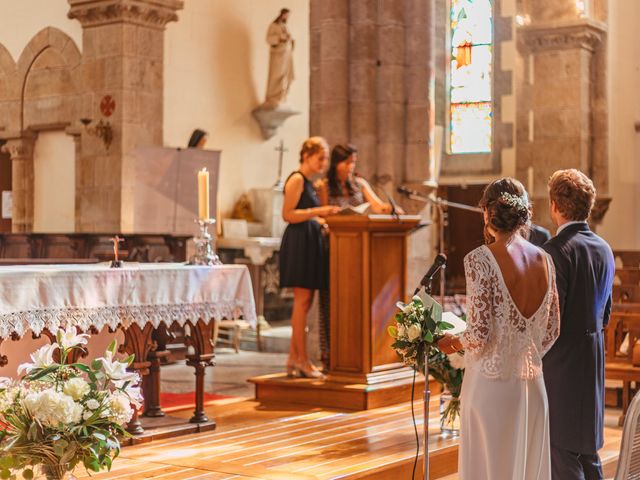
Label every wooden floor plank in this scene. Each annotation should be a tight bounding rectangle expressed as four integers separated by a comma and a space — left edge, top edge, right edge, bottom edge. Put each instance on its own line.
60, 399, 621, 480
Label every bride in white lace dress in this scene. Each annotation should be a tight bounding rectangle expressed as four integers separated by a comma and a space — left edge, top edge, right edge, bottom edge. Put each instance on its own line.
439, 178, 560, 480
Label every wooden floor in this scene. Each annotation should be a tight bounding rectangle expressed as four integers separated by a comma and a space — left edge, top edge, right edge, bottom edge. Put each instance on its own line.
67, 397, 622, 480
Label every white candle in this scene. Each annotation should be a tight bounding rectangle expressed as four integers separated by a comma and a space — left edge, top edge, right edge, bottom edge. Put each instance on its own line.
527, 166, 534, 196
198, 168, 210, 220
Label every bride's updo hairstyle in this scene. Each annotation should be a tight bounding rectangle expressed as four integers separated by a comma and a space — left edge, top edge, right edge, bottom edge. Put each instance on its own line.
479, 177, 531, 243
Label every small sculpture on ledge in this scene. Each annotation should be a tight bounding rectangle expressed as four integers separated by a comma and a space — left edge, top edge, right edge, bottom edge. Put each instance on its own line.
252, 8, 300, 139
110, 235, 124, 268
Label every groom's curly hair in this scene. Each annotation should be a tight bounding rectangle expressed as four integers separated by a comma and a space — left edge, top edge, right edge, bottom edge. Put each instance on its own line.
548, 169, 596, 221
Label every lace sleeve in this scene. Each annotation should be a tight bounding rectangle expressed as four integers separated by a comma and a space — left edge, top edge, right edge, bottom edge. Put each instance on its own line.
541, 261, 561, 355
460, 251, 493, 356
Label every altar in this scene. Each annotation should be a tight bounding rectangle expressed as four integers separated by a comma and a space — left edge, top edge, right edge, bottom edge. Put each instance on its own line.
0, 262, 256, 440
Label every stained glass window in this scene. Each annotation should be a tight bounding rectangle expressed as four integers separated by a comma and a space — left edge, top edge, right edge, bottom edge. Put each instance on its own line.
449, 0, 492, 154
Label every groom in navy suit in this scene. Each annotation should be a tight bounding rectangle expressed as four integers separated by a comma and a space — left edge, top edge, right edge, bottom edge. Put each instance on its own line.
542, 169, 615, 480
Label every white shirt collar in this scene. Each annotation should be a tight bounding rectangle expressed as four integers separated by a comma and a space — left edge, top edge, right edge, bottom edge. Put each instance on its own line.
556, 220, 587, 235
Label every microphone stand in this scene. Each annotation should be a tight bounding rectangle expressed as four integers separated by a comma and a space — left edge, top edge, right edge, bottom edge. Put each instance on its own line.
416, 274, 438, 480
399, 187, 481, 306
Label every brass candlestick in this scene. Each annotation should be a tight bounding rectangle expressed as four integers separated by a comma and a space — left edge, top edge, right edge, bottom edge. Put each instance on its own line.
189, 218, 222, 266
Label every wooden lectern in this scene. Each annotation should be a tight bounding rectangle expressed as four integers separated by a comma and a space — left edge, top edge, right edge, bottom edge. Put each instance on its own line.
251, 214, 427, 410
325, 214, 424, 407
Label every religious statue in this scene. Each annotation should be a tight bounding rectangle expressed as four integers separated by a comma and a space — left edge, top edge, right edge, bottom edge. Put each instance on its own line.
263, 8, 294, 109
252, 8, 300, 140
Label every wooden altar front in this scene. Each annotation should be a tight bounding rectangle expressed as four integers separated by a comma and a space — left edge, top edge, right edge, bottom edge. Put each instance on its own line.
251, 214, 429, 410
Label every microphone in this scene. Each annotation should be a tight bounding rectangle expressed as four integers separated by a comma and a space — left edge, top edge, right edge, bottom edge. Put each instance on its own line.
381, 188, 400, 220
414, 253, 447, 294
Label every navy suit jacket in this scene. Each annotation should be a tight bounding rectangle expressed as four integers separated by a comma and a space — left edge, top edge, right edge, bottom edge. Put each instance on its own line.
542, 222, 614, 454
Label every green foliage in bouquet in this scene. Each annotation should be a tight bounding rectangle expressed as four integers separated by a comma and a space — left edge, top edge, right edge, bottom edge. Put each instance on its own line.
388, 295, 455, 373
0, 328, 143, 479
428, 348, 464, 429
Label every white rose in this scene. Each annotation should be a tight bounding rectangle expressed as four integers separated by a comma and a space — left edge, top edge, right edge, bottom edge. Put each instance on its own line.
407, 324, 422, 342
0, 387, 18, 413
63, 377, 90, 401
83, 410, 93, 421
86, 398, 100, 410
108, 393, 134, 425
397, 324, 407, 339
448, 352, 465, 370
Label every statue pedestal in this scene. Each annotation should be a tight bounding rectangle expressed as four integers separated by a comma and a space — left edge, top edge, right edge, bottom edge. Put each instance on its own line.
252, 105, 300, 140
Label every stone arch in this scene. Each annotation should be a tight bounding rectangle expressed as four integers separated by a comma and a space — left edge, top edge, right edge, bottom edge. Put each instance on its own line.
0, 43, 18, 131
17, 27, 82, 131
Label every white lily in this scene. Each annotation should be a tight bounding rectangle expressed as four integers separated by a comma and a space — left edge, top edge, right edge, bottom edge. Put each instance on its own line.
122, 384, 143, 408
0, 377, 11, 389
96, 350, 138, 384
57, 327, 90, 350
17, 343, 59, 375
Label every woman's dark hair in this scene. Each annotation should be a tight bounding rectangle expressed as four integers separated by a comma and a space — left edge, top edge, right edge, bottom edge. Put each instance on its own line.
478, 177, 531, 243
187, 129, 207, 148
275, 8, 290, 23
328, 144, 358, 198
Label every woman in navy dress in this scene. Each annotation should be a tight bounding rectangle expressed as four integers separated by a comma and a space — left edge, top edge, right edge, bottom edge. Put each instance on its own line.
280, 137, 340, 378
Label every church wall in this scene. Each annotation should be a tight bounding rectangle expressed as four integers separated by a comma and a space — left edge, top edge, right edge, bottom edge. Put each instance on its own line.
33, 131, 75, 233
163, 0, 310, 220
0, 1, 82, 63
599, 0, 640, 249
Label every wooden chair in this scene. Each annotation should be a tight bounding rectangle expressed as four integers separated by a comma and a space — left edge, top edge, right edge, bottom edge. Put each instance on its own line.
605, 311, 640, 425
212, 318, 253, 353
613, 390, 640, 479
614, 285, 640, 304
614, 250, 640, 269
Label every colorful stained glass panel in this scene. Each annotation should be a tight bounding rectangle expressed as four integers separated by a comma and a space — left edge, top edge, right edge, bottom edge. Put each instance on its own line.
450, 0, 492, 46
450, 103, 492, 154
450, 45, 492, 103
449, 0, 493, 155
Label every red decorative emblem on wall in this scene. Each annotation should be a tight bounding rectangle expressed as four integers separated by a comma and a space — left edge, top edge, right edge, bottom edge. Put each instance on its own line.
100, 95, 116, 117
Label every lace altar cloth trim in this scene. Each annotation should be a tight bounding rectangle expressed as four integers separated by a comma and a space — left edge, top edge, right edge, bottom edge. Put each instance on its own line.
0, 263, 257, 340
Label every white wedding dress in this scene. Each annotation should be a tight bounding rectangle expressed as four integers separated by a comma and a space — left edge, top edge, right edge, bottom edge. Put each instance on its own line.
458, 245, 560, 480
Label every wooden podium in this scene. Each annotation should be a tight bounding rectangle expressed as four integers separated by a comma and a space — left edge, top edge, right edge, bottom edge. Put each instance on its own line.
251, 215, 430, 410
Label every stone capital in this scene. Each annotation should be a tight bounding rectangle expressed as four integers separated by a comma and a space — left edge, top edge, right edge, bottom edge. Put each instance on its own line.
68, 0, 184, 30
518, 20, 606, 53
0, 132, 36, 160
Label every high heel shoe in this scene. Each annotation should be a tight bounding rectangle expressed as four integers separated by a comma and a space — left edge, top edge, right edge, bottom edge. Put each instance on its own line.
295, 362, 325, 380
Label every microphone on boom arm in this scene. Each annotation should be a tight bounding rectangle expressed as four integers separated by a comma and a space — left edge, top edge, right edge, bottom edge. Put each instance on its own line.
414, 253, 447, 295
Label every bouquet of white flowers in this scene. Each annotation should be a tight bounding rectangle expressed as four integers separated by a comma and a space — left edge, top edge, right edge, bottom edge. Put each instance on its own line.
389, 295, 466, 434
388, 294, 455, 372
0, 328, 143, 480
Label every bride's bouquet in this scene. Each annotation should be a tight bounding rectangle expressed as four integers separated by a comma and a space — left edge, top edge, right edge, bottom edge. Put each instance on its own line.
388, 294, 455, 372
0, 328, 143, 480
389, 294, 465, 433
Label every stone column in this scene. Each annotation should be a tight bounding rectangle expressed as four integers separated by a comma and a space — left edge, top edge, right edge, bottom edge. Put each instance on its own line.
310, 0, 350, 145
517, 5, 607, 228
68, 0, 183, 232
310, 0, 435, 187
1, 133, 36, 232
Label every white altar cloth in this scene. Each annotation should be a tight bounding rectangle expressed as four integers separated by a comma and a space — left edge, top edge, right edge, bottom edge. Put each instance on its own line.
0, 263, 256, 339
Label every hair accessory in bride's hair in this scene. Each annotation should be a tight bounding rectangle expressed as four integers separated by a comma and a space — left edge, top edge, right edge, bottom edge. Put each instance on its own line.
498, 192, 528, 212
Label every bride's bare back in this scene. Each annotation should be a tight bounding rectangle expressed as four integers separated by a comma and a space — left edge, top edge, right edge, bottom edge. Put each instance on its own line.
487, 236, 550, 319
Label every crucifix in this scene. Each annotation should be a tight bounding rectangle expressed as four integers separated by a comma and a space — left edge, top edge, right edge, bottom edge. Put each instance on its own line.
273, 139, 287, 191
110, 235, 125, 268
